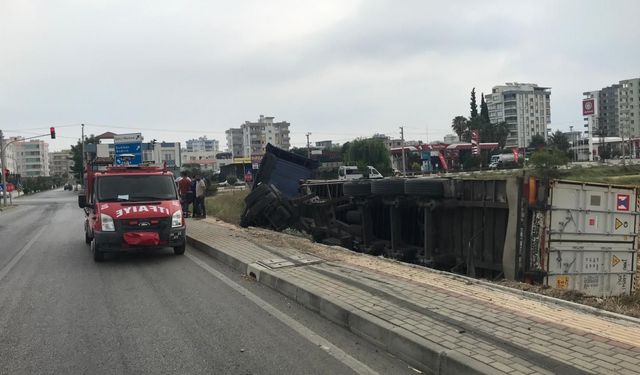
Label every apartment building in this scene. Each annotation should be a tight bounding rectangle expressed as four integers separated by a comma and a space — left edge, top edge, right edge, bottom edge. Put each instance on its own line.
0, 136, 19, 174
225, 128, 243, 158
485, 82, 551, 148
186, 136, 219, 153
619, 78, 640, 137
583, 78, 640, 138
49, 149, 74, 177
15, 140, 50, 177
226, 115, 291, 157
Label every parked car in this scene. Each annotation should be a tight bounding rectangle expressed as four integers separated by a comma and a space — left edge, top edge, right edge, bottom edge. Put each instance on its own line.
64, 183, 73, 191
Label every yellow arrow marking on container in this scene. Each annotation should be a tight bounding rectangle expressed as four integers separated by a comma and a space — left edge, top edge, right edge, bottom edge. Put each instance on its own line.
612, 255, 621, 267
615, 218, 624, 230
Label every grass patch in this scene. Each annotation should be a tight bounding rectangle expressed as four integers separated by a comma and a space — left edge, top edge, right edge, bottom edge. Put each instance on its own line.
204, 190, 249, 225
560, 164, 640, 185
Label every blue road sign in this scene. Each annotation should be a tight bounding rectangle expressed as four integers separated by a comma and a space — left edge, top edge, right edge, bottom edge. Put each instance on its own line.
114, 142, 142, 165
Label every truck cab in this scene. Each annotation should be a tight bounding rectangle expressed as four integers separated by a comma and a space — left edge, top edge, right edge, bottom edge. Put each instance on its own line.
79, 164, 186, 262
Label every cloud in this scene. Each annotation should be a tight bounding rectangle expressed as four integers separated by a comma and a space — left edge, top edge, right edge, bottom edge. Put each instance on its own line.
0, 0, 638, 151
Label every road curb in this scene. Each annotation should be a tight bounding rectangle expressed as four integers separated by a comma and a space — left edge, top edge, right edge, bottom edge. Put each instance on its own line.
186, 234, 500, 374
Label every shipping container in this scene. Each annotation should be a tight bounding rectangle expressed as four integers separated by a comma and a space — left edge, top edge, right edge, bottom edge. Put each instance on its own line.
542, 181, 638, 296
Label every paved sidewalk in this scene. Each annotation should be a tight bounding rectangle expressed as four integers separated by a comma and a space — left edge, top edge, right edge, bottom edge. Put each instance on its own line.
186, 218, 640, 375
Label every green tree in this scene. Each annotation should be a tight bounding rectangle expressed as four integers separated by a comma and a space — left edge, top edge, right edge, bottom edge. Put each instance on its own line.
451, 116, 468, 141
529, 134, 546, 150
493, 121, 509, 150
344, 138, 392, 175
289, 147, 309, 158
548, 130, 570, 154
470, 88, 478, 119
530, 148, 569, 177
480, 93, 490, 124
69, 135, 98, 182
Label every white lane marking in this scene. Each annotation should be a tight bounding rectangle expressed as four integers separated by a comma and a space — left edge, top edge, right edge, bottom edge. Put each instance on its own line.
186, 252, 379, 375
0, 225, 48, 282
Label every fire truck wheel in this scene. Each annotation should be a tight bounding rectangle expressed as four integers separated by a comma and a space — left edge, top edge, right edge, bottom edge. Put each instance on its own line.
173, 243, 186, 255
92, 240, 105, 262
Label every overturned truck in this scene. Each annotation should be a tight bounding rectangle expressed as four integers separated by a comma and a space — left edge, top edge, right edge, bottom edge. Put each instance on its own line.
241, 145, 638, 297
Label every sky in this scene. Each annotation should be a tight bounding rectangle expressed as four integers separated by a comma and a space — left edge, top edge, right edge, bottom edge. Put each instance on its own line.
1, 0, 639, 152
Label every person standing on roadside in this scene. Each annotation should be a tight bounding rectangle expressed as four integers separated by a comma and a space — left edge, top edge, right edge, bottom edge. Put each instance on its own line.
195, 175, 207, 218
177, 171, 192, 217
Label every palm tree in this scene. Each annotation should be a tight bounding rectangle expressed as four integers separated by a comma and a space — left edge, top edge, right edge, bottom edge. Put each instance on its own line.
451, 116, 468, 141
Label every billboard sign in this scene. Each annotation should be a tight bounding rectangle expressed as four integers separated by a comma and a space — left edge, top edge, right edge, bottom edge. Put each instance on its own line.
582, 99, 595, 116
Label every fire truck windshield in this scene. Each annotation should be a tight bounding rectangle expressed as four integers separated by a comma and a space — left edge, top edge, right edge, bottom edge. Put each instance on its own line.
96, 175, 178, 202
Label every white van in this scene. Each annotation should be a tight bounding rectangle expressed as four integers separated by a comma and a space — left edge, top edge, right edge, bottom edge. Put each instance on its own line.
338, 166, 383, 180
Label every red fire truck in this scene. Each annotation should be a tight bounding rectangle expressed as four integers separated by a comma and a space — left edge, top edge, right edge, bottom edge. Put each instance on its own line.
78, 159, 186, 262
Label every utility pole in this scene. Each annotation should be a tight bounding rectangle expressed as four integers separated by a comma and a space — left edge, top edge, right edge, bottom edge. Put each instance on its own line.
569, 125, 575, 162
306, 132, 311, 158
400, 126, 406, 177
0, 129, 7, 206
81, 124, 85, 185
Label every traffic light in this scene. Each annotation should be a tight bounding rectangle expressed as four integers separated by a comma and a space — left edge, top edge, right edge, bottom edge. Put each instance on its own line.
50, 127, 56, 139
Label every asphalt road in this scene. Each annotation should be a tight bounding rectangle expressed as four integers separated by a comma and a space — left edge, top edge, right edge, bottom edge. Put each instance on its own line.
0, 189, 412, 375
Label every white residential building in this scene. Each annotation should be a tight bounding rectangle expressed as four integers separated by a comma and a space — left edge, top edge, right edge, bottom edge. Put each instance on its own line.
225, 128, 244, 158
49, 149, 74, 177
485, 82, 551, 148
226, 115, 291, 158
15, 140, 50, 177
185, 136, 219, 153
0, 136, 19, 174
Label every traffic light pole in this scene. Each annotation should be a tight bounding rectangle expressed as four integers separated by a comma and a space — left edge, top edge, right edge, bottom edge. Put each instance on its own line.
1, 129, 7, 206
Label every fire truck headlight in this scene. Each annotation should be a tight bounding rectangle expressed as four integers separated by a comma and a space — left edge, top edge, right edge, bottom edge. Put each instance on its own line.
172, 210, 183, 228
100, 214, 115, 232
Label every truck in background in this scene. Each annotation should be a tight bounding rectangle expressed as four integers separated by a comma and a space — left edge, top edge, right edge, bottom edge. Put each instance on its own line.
489, 153, 517, 169
338, 165, 384, 180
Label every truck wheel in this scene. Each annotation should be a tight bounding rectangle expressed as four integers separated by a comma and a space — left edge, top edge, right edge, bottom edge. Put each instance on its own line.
85, 226, 92, 245
173, 243, 186, 255
343, 181, 371, 197
371, 178, 405, 196
92, 240, 105, 262
404, 178, 445, 198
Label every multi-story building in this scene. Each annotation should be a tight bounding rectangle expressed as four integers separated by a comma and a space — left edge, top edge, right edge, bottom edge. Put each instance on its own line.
226, 115, 291, 157
0, 136, 19, 174
49, 149, 74, 178
619, 78, 640, 138
443, 134, 459, 144
225, 128, 244, 158
371, 134, 403, 149
15, 140, 50, 177
485, 82, 551, 148
315, 140, 333, 149
597, 84, 621, 136
185, 136, 219, 153
583, 78, 640, 139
